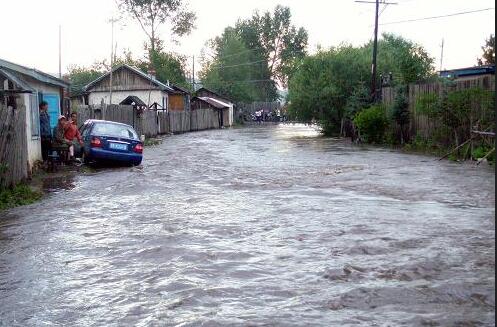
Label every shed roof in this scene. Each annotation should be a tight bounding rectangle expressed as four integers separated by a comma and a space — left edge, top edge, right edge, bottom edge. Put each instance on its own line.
439, 65, 495, 78
0, 67, 35, 92
83, 64, 178, 93
194, 96, 231, 109
170, 84, 191, 94
195, 87, 232, 103
0, 58, 69, 88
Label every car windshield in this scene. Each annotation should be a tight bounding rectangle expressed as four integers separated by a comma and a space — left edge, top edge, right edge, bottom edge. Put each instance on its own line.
92, 123, 138, 139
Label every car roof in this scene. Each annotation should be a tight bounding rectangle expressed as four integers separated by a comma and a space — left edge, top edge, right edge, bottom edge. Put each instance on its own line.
84, 119, 134, 129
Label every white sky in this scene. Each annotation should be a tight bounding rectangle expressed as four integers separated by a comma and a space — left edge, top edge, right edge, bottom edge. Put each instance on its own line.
0, 0, 494, 79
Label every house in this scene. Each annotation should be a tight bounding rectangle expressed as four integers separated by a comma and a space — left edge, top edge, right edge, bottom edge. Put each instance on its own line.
74, 64, 189, 112
439, 65, 495, 80
191, 96, 233, 127
168, 84, 191, 112
194, 87, 234, 126
0, 58, 70, 170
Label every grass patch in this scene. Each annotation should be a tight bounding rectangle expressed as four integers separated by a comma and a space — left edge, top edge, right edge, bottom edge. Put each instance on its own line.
0, 184, 42, 211
144, 138, 163, 147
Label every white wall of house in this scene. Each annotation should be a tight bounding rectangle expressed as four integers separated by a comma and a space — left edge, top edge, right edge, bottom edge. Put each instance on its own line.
22, 93, 42, 170
88, 90, 169, 109
228, 105, 234, 126
21, 82, 62, 170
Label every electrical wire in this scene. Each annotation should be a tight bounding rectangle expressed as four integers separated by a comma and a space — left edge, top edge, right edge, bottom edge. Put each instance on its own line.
380, 7, 494, 25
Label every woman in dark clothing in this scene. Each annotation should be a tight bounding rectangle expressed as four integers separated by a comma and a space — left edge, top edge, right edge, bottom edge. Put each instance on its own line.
39, 101, 51, 161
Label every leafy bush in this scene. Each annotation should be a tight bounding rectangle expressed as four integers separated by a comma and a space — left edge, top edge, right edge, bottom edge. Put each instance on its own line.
0, 184, 42, 211
473, 146, 495, 163
354, 105, 389, 144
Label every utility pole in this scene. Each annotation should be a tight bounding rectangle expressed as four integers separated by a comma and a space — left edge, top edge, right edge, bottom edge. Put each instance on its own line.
192, 55, 195, 92
440, 38, 445, 71
371, 0, 380, 101
109, 17, 119, 104
58, 25, 62, 79
355, 0, 397, 101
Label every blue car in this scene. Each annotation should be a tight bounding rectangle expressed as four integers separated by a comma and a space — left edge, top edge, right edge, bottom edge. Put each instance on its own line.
79, 120, 143, 166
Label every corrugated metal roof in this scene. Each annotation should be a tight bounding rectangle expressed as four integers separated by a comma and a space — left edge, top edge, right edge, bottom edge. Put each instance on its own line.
0, 58, 69, 88
0, 67, 35, 92
83, 64, 178, 93
197, 97, 231, 109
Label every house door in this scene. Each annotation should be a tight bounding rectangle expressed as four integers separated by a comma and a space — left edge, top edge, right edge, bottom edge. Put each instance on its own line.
43, 93, 61, 130
218, 109, 224, 128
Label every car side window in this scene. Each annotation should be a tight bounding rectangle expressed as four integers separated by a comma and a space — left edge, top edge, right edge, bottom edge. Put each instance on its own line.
81, 124, 91, 138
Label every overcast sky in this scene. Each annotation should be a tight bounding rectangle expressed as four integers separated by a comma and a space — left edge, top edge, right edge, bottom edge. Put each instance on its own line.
0, 0, 494, 79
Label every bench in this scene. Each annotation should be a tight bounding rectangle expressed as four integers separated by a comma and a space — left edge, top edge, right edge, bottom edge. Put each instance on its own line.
46, 145, 70, 172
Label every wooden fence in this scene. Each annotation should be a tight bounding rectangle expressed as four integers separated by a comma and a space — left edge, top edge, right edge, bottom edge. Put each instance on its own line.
0, 103, 28, 188
191, 108, 220, 131
76, 105, 222, 138
169, 111, 191, 134
381, 75, 495, 143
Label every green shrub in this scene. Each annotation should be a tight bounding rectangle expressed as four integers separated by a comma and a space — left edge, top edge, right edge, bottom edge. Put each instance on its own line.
473, 146, 495, 163
0, 184, 42, 211
354, 105, 389, 144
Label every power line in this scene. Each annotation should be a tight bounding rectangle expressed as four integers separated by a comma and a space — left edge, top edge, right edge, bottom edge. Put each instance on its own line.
210, 59, 267, 69
224, 79, 274, 84
205, 47, 266, 62
380, 7, 495, 25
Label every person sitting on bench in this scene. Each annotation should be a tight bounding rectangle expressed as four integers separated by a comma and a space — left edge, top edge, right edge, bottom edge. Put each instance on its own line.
53, 115, 73, 162
65, 112, 83, 160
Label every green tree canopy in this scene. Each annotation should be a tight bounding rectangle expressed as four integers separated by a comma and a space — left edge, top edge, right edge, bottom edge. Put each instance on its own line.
65, 64, 104, 95
200, 28, 262, 103
116, 0, 196, 55
478, 34, 495, 66
235, 5, 308, 87
288, 33, 434, 135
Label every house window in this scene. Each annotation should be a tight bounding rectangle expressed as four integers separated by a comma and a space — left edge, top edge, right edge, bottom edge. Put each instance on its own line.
30, 93, 40, 139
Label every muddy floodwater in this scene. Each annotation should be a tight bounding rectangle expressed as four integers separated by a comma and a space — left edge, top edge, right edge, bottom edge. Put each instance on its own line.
0, 124, 495, 326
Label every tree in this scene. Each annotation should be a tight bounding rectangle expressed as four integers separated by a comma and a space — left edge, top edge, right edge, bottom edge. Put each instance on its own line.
147, 51, 189, 90
288, 46, 370, 135
116, 0, 196, 55
65, 64, 104, 95
235, 5, 308, 87
372, 33, 435, 85
288, 34, 434, 136
200, 28, 261, 103
478, 34, 495, 66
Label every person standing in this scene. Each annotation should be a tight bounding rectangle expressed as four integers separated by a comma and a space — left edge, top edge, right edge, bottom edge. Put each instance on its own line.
39, 101, 52, 162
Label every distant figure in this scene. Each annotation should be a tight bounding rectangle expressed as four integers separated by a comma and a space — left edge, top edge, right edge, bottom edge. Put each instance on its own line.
39, 101, 51, 162
255, 110, 262, 124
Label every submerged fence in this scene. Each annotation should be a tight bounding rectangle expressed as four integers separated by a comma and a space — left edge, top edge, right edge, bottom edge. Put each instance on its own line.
381, 75, 495, 144
76, 104, 222, 138
0, 103, 28, 188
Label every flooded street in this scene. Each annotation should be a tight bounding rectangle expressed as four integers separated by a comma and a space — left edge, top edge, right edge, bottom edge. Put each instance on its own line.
0, 124, 495, 326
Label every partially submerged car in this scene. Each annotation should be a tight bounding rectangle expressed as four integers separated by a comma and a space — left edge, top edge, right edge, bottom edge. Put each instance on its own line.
79, 120, 143, 166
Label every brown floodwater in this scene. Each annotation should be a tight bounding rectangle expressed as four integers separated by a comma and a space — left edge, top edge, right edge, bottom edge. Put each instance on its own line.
0, 124, 494, 326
